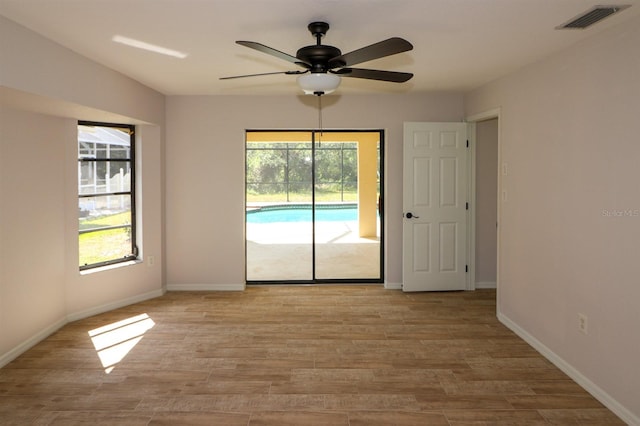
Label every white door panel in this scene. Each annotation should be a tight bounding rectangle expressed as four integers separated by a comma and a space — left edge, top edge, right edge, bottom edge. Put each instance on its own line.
403, 122, 468, 292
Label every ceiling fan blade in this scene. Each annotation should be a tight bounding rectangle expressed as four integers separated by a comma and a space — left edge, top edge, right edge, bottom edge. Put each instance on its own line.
220, 70, 308, 80
333, 68, 413, 83
329, 37, 413, 68
236, 41, 311, 68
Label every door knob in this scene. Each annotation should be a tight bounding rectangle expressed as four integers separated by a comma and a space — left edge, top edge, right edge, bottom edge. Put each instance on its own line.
405, 212, 419, 219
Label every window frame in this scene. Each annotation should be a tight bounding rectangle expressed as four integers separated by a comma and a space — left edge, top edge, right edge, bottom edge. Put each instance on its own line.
78, 120, 138, 270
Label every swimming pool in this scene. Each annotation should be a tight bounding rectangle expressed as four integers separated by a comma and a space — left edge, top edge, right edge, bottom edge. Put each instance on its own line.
246, 204, 358, 224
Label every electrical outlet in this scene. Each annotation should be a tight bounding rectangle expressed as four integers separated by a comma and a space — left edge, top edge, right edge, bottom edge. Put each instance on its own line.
501, 190, 508, 202
502, 162, 509, 176
578, 313, 588, 334
147, 256, 155, 267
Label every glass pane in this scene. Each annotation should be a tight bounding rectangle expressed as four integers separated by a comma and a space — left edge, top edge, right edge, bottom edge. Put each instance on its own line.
79, 196, 132, 267
79, 195, 131, 219
108, 145, 131, 159
78, 125, 131, 158
79, 161, 131, 195
79, 227, 132, 267
246, 137, 313, 281
286, 147, 312, 202
315, 139, 381, 280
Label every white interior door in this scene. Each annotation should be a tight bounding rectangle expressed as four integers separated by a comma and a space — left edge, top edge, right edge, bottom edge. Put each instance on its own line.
403, 122, 468, 292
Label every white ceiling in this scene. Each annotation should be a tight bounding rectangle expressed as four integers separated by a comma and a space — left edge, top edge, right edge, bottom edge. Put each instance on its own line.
1, 0, 638, 96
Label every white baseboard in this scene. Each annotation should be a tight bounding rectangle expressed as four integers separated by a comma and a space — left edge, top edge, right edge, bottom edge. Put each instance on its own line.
498, 312, 638, 426
475, 281, 497, 289
2, 289, 166, 368
166, 283, 245, 291
0, 316, 67, 368
387, 282, 496, 291
66, 289, 165, 322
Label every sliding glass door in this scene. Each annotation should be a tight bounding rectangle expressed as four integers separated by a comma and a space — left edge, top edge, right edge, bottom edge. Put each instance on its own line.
245, 132, 313, 281
245, 130, 383, 283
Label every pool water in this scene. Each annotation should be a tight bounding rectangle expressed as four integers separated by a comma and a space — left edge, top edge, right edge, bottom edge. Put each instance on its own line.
246, 205, 358, 224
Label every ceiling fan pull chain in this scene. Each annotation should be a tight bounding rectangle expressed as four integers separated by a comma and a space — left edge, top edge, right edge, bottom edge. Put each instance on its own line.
317, 94, 323, 137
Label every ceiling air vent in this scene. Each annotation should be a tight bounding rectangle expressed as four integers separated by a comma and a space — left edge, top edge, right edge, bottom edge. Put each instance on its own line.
556, 5, 630, 29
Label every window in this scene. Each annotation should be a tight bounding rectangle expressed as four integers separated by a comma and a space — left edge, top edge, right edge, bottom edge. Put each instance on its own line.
78, 121, 137, 270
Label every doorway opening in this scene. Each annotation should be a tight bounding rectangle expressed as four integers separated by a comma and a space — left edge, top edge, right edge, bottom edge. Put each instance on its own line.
245, 130, 384, 284
467, 108, 500, 295
473, 118, 498, 290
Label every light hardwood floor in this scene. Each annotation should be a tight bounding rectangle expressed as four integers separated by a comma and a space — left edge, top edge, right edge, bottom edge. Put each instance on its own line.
0, 286, 624, 425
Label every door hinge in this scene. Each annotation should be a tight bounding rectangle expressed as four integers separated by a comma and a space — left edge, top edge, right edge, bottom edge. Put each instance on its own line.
466, 202, 469, 210
466, 140, 469, 148
465, 265, 468, 273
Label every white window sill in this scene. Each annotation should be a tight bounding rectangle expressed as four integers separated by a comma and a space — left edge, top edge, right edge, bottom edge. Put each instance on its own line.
80, 259, 141, 275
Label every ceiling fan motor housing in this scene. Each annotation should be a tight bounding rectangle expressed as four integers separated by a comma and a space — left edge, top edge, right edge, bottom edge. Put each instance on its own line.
296, 45, 343, 72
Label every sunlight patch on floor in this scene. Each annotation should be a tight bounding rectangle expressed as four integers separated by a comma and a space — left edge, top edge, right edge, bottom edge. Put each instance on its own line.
88, 313, 155, 373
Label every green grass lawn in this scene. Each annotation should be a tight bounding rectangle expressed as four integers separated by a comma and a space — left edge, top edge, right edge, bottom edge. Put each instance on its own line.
79, 211, 130, 229
79, 212, 131, 267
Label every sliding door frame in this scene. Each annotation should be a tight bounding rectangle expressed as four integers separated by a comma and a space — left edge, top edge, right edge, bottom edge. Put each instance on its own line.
245, 129, 385, 284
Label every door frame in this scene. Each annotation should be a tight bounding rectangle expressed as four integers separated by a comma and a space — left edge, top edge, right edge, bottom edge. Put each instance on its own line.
466, 108, 501, 293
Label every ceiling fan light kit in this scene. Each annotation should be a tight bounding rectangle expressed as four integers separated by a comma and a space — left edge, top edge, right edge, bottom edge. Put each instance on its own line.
297, 72, 341, 95
221, 21, 413, 95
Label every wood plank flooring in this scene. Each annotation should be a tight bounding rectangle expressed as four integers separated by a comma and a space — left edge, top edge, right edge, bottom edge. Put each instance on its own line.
0, 286, 624, 425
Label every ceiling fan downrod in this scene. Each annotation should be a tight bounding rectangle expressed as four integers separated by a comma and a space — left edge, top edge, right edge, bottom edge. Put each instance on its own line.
296, 22, 343, 73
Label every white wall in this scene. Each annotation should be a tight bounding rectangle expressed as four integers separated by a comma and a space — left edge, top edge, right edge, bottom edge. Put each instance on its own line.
165, 94, 464, 289
465, 14, 640, 423
0, 108, 68, 360
0, 16, 165, 366
0, 16, 164, 125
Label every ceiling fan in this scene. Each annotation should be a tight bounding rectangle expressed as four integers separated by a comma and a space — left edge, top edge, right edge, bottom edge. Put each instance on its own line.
221, 22, 414, 95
